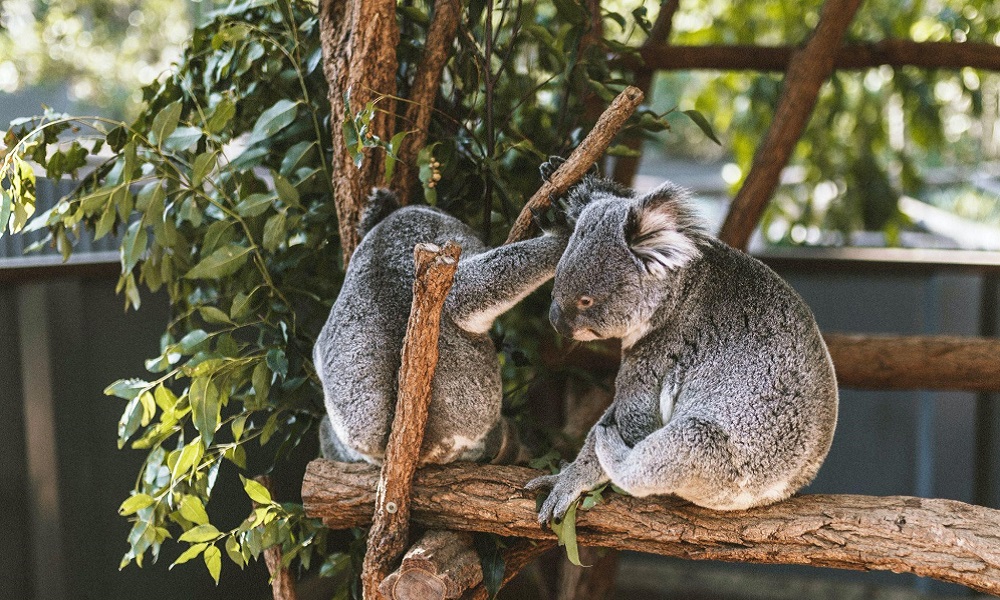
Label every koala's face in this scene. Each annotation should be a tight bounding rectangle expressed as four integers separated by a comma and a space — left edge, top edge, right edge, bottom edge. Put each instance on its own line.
550, 200, 645, 341
550, 183, 702, 343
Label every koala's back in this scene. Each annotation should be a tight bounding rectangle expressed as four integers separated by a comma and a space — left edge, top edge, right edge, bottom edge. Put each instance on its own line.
641, 239, 838, 502
314, 206, 500, 464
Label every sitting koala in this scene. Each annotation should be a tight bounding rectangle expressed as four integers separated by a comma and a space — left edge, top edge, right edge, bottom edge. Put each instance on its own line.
527, 175, 838, 523
314, 187, 568, 466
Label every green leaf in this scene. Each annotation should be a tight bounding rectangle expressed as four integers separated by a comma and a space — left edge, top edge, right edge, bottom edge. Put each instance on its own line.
248, 100, 299, 146
262, 212, 286, 252
235, 193, 276, 217
179, 495, 210, 525
554, 501, 585, 566
225, 536, 245, 567
185, 244, 252, 279
199, 306, 232, 324
192, 152, 217, 187
241, 476, 272, 505
0, 187, 13, 236
272, 172, 301, 209
120, 221, 148, 275
230, 291, 255, 320
205, 98, 236, 134
190, 378, 221, 446
172, 439, 204, 479
279, 141, 315, 175
252, 361, 271, 402
384, 130, 409, 183
119, 493, 155, 516
150, 101, 183, 146
231, 414, 247, 442
154, 384, 178, 411
164, 126, 203, 152
474, 534, 505, 600
179, 523, 221, 543
171, 542, 208, 568
681, 109, 722, 146
266, 348, 288, 379
204, 545, 222, 584
105, 378, 150, 400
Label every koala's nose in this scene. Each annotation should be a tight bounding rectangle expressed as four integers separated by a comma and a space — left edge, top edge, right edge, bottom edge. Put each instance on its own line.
549, 302, 574, 337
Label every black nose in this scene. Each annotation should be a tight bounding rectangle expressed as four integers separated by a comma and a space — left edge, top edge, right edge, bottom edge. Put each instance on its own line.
549, 302, 573, 337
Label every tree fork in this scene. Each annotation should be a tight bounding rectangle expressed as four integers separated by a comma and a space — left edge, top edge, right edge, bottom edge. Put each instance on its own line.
303, 460, 1000, 596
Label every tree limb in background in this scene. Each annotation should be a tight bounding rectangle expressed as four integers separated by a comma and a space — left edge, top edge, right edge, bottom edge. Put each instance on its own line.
361, 242, 462, 600
718, 0, 863, 250
304, 460, 1000, 597
391, 0, 463, 205
505, 86, 645, 244
611, 0, 681, 186
318, 0, 400, 262
253, 476, 298, 600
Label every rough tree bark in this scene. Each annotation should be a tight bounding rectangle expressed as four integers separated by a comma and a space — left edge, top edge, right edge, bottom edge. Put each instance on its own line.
362, 242, 462, 600
631, 40, 1000, 72
505, 86, 645, 243
303, 460, 1000, 596
391, 0, 463, 205
718, 0, 863, 250
378, 531, 482, 599
254, 476, 298, 600
319, 0, 400, 262
611, 0, 680, 186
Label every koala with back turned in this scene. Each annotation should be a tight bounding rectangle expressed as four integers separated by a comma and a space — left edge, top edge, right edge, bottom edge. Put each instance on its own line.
526, 174, 838, 523
314, 186, 568, 466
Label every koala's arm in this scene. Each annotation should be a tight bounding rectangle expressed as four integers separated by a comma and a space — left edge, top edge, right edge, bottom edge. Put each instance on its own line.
445, 233, 568, 334
526, 357, 665, 524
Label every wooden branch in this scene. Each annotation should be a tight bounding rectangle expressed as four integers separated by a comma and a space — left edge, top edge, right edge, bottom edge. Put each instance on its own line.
611, 0, 680, 186
631, 40, 1000, 72
504, 86, 644, 244
391, 0, 462, 205
824, 333, 1000, 391
362, 242, 462, 600
303, 460, 1000, 596
319, 0, 400, 262
718, 0, 863, 251
254, 476, 298, 600
379, 531, 482, 599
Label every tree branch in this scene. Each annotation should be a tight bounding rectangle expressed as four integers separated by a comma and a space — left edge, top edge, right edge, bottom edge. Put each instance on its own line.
504, 86, 644, 244
303, 460, 1000, 596
824, 333, 1000, 391
392, 0, 463, 205
627, 40, 1000, 72
362, 242, 462, 599
611, 0, 681, 185
254, 476, 298, 600
319, 0, 400, 263
718, 0, 863, 250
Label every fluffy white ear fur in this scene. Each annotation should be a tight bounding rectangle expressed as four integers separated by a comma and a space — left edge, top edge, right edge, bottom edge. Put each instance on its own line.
629, 188, 701, 277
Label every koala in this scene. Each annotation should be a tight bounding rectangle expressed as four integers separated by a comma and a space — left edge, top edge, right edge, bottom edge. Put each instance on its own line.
314, 186, 568, 466
526, 175, 838, 524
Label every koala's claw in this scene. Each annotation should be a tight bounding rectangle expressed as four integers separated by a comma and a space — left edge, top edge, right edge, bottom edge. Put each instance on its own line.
539, 156, 567, 182
527, 471, 585, 526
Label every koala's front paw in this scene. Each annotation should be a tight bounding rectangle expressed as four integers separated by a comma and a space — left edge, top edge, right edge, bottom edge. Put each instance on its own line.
594, 423, 630, 471
526, 470, 589, 526
539, 156, 567, 182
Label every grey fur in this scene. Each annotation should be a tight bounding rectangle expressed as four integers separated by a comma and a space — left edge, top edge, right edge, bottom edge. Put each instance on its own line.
526, 179, 838, 524
314, 188, 568, 466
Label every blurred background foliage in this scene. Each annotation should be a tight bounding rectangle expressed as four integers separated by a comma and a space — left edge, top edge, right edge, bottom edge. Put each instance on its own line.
2, 0, 1000, 594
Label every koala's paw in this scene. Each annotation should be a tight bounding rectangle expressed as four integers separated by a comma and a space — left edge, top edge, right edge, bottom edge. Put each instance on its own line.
526, 470, 588, 526
539, 156, 567, 182
594, 423, 631, 471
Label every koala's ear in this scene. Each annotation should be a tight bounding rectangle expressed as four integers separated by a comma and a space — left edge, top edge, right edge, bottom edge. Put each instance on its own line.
625, 183, 701, 278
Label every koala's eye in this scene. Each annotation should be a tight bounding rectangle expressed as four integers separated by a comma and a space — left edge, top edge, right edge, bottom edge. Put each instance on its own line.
576, 295, 594, 310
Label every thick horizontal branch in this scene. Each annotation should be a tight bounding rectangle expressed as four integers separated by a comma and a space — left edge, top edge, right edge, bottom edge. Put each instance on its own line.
303, 460, 1000, 596
823, 333, 1000, 391
630, 40, 1000, 72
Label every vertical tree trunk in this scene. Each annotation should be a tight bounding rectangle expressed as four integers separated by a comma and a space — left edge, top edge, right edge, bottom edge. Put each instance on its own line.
318, 0, 400, 262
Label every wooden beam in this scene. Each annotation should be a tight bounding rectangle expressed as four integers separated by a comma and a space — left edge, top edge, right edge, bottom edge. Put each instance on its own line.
302, 460, 1000, 596
718, 0, 864, 250
632, 40, 1000, 72
824, 333, 1000, 391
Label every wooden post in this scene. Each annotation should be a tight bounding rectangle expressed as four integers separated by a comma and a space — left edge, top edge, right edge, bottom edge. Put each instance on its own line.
361, 242, 462, 599
717, 0, 863, 250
